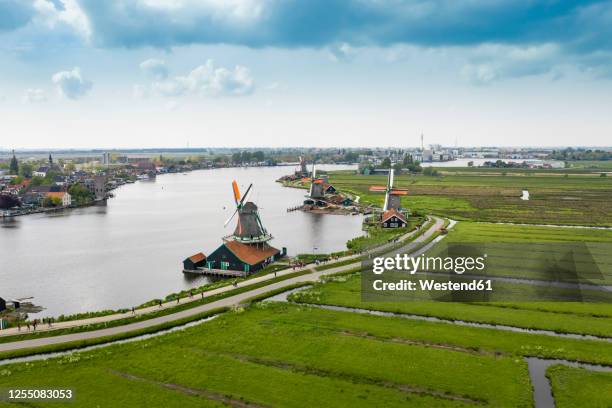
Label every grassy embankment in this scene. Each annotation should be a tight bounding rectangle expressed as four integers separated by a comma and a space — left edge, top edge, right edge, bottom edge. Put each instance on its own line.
328, 169, 612, 226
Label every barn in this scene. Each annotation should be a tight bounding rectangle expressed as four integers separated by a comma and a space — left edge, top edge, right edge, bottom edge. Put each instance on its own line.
183, 252, 207, 271
381, 208, 408, 228
205, 240, 282, 274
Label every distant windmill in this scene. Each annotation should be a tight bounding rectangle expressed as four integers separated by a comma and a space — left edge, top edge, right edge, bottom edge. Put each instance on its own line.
299, 156, 308, 175
224, 180, 272, 243
306, 164, 326, 199
369, 169, 408, 211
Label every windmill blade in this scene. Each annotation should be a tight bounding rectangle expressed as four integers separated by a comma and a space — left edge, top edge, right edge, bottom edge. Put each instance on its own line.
312, 164, 317, 179
232, 180, 241, 205
238, 183, 253, 207
388, 169, 394, 191
383, 192, 389, 211
224, 207, 239, 227
369, 186, 386, 191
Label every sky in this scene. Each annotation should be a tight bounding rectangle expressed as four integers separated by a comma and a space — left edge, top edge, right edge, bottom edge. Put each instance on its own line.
1, 1, 611, 149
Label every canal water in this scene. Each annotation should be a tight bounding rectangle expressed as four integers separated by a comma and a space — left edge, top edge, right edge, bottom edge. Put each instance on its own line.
0, 165, 362, 317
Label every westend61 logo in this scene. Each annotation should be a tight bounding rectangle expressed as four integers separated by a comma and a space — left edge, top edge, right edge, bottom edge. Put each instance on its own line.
372, 253, 487, 275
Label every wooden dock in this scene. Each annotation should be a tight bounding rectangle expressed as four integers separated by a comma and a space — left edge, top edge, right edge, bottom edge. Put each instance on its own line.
182, 267, 247, 278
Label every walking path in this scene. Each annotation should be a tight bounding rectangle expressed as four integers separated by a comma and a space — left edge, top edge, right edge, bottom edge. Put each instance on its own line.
0, 217, 445, 353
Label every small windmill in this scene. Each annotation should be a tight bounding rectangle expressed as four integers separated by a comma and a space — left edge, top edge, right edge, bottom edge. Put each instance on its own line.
305, 164, 325, 199
224, 180, 272, 244
369, 169, 408, 211
299, 156, 308, 175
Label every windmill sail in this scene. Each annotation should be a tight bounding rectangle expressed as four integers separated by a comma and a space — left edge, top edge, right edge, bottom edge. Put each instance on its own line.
225, 180, 272, 243
369, 168, 408, 211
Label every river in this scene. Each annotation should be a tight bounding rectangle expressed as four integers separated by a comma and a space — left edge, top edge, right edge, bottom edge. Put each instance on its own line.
0, 165, 362, 317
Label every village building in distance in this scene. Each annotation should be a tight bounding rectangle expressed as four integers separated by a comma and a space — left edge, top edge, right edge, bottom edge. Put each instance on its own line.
183, 180, 285, 277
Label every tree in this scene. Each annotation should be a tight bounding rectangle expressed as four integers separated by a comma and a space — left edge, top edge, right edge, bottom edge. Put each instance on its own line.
19, 163, 33, 178
0, 193, 21, 209
393, 163, 403, 175
253, 151, 265, 162
68, 183, 94, 206
42, 196, 62, 207
30, 176, 45, 187
381, 158, 392, 169
9, 152, 19, 175
423, 167, 439, 177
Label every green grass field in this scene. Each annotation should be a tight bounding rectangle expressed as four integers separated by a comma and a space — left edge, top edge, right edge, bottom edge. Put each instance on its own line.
429, 222, 612, 284
291, 222, 612, 337
328, 170, 612, 226
0, 303, 538, 407
547, 365, 612, 408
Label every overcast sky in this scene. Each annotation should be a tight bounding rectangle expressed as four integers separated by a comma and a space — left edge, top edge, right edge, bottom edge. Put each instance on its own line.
1, 0, 611, 149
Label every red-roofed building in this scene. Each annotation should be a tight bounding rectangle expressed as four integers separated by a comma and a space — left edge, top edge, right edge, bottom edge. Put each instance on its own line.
205, 240, 282, 274
381, 208, 407, 228
46, 191, 71, 207
183, 252, 207, 270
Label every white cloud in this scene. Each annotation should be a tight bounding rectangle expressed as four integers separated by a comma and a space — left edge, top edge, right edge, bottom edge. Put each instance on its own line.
23, 88, 47, 103
328, 42, 356, 62
140, 58, 168, 79
32, 0, 91, 40
150, 59, 254, 97
51, 67, 92, 99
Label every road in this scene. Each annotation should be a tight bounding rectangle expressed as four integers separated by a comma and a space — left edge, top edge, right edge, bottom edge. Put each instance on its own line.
0, 216, 445, 354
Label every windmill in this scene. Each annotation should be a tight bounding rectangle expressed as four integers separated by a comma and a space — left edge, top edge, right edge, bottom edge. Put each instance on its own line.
306, 164, 325, 199
224, 180, 272, 244
368, 169, 408, 211
299, 156, 308, 175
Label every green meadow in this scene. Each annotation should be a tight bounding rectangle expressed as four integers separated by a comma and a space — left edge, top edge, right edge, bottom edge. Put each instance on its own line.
329, 170, 612, 226
0, 303, 537, 408
547, 365, 612, 408
429, 222, 612, 284
291, 222, 612, 337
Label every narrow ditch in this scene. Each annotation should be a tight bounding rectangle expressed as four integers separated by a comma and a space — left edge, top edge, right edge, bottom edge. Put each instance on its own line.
0, 315, 219, 366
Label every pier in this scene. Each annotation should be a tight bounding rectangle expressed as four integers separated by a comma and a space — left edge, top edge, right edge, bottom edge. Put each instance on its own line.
182, 267, 247, 278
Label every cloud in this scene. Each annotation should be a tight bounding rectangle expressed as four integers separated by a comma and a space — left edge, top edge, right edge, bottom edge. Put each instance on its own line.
51, 66, 92, 99
461, 44, 562, 85
0, 0, 35, 32
23, 88, 47, 102
32, 0, 91, 40
328, 42, 356, 62
140, 58, 168, 79
72, 1, 611, 51
149, 59, 254, 97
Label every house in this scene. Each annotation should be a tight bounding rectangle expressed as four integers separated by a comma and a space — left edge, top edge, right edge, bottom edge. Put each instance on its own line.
324, 183, 337, 194
183, 252, 207, 271
205, 240, 282, 274
0, 297, 5, 312
46, 191, 72, 207
381, 208, 408, 228
33, 166, 50, 178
